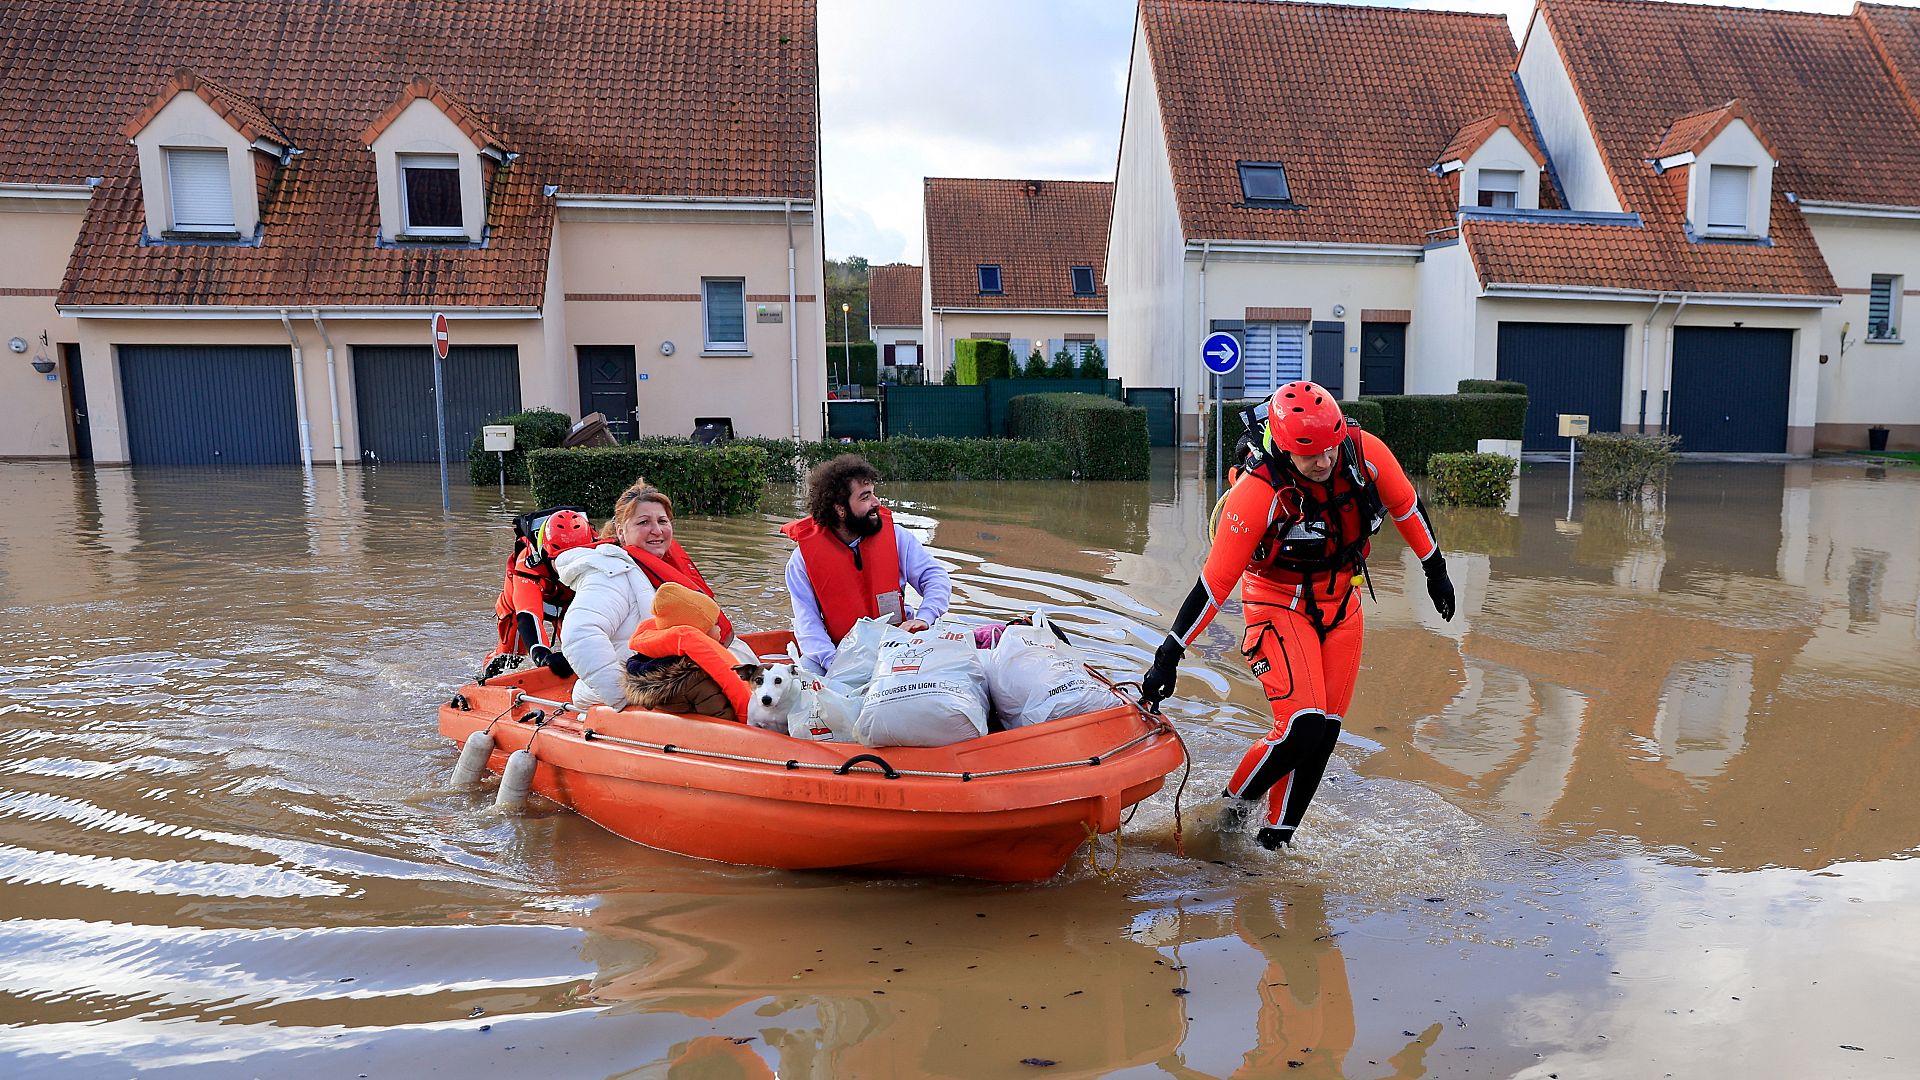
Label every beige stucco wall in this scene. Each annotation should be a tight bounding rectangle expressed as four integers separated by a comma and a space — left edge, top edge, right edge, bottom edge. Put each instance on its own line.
927, 311, 1107, 376
1106, 17, 1190, 412
869, 325, 923, 368
557, 209, 826, 440
132, 93, 265, 237
0, 200, 87, 457
1412, 240, 1478, 391
1186, 250, 1420, 394
1808, 213, 1920, 448
369, 99, 488, 242
1517, 10, 1620, 214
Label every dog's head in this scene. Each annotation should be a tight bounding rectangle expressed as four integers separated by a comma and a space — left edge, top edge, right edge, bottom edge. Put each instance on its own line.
747, 661, 804, 727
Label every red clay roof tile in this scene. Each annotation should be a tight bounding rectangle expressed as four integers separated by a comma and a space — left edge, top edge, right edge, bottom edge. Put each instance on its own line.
121, 69, 291, 148
1649, 100, 1776, 161
1860, 3, 1920, 124
868, 263, 921, 327
1436, 112, 1546, 169
360, 79, 509, 154
924, 178, 1110, 311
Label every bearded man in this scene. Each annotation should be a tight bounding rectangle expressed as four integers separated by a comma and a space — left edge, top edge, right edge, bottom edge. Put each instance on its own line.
782, 454, 953, 671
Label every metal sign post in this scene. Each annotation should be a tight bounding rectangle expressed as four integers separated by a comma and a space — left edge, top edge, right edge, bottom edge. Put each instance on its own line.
1558, 413, 1590, 519
483, 424, 516, 501
431, 311, 451, 512
1201, 331, 1242, 489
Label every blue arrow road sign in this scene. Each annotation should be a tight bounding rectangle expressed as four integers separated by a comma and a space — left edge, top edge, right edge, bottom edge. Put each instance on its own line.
1202, 331, 1241, 375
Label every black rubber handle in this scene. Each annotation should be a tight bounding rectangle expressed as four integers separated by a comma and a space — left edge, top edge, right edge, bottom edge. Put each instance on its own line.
835, 753, 901, 779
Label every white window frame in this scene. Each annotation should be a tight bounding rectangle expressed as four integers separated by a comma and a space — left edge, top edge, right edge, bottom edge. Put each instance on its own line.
1705, 164, 1753, 232
1476, 168, 1521, 210
702, 278, 749, 354
165, 147, 235, 233
1868, 274, 1903, 342
398, 153, 464, 236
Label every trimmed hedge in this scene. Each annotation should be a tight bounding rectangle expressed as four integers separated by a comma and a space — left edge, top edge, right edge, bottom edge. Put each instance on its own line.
1427, 452, 1518, 506
828, 340, 879, 389
1579, 432, 1679, 499
528, 443, 771, 516
953, 339, 1014, 385
467, 407, 573, 485
795, 437, 1071, 481
1368, 394, 1526, 475
1006, 393, 1151, 480
1459, 378, 1527, 396
1202, 397, 1385, 472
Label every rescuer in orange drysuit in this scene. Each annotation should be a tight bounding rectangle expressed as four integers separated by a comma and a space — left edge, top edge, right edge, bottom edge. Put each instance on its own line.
1140, 381, 1455, 849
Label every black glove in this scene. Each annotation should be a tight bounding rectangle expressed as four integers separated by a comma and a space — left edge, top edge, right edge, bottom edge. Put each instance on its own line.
532, 646, 574, 679
1422, 553, 1456, 622
1139, 636, 1185, 707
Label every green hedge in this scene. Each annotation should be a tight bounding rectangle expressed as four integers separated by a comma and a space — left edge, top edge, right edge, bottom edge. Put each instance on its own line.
828, 340, 879, 388
1427, 452, 1517, 506
527, 443, 771, 516
953, 339, 1014, 385
1578, 432, 1679, 499
1006, 393, 1150, 480
795, 437, 1071, 481
467, 407, 573, 485
1458, 379, 1527, 396
1369, 394, 1526, 475
1202, 398, 1385, 472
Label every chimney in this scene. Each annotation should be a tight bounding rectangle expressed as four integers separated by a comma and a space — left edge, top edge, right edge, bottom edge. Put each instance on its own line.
1025, 181, 1040, 197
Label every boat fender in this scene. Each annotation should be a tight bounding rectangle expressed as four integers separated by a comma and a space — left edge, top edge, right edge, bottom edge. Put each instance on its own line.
495, 748, 536, 810
450, 730, 496, 787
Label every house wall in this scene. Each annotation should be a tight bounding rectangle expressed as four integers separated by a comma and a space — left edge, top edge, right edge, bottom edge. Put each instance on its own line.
1460, 128, 1544, 210
131, 93, 265, 237
1412, 240, 1478, 392
929, 311, 1108, 372
557, 208, 826, 440
0, 198, 86, 458
1106, 17, 1189, 417
869, 324, 924, 367
1808, 213, 1920, 450
1517, 10, 1620, 213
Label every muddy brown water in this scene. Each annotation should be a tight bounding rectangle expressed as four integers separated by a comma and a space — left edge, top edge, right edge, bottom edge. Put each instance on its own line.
0, 454, 1916, 1078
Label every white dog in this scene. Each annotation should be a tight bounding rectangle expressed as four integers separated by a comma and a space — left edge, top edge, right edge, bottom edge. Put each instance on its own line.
747, 646, 859, 741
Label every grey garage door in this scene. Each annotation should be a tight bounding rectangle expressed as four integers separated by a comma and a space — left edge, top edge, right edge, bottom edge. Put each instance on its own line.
119, 345, 300, 465
1496, 322, 1627, 451
1669, 327, 1792, 453
354, 346, 521, 462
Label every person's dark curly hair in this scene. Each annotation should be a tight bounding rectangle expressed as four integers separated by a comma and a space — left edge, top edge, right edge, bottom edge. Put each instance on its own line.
807, 454, 881, 530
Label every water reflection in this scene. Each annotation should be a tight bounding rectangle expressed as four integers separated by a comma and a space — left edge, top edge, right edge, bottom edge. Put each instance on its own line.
0, 455, 1916, 1078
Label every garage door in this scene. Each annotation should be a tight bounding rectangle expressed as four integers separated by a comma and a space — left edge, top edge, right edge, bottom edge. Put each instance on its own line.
1496, 322, 1627, 451
354, 346, 521, 462
119, 345, 300, 465
1669, 327, 1791, 453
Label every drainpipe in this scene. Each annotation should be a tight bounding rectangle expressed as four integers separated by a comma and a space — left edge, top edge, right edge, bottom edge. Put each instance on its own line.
278, 309, 314, 470
785, 199, 801, 439
1660, 293, 1692, 432
1638, 291, 1670, 431
309, 308, 345, 467
1197, 239, 1211, 457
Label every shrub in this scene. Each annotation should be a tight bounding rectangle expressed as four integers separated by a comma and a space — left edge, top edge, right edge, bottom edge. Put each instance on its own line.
1427, 452, 1517, 506
1048, 347, 1076, 378
795, 437, 1072, 481
1022, 347, 1048, 378
953, 339, 1013, 384
467, 407, 574, 485
1007, 392, 1151, 480
828, 341, 879, 388
1579, 432, 1679, 499
1076, 343, 1107, 380
1458, 378, 1527, 396
528, 443, 771, 516
941, 364, 957, 386
1368, 394, 1527, 475
1202, 397, 1386, 473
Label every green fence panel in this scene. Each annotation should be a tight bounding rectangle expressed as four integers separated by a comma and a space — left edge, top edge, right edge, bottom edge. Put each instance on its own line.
985, 378, 1120, 435
1124, 387, 1178, 447
825, 399, 881, 441
883, 385, 988, 438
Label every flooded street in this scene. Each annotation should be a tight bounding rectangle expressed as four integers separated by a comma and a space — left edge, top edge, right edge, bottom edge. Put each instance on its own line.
1, 453, 1916, 1078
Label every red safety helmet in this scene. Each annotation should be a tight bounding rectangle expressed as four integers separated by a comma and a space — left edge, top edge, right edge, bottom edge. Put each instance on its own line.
1264, 381, 1346, 456
540, 509, 598, 558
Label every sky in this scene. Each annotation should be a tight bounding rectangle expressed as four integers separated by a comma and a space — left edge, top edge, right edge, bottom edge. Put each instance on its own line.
816, 0, 1869, 264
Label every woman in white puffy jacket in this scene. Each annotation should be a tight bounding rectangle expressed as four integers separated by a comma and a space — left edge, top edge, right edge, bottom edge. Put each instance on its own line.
553, 543, 657, 708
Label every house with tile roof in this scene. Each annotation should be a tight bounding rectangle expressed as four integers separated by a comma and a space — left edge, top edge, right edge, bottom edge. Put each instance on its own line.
921, 178, 1111, 378
866, 263, 924, 372
0, 0, 826, 465
1108, 0, 1545, 444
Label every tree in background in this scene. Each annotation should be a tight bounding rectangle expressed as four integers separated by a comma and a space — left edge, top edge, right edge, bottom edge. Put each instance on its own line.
1076, 343, 1106, 380
1022, 346, 1048, 378
824, 256, 872, 345
1048, 346, 1077, 378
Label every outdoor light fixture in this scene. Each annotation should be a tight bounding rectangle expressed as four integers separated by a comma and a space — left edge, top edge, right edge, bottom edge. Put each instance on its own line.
6, 337, 24, 354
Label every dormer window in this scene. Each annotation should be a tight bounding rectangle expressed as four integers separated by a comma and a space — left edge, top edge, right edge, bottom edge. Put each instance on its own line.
1476, 169, 1521, 209
165, 148, 235, 232
1706, 165, 1751, 232
1237, 161, 1293, 206
978, 264, 1003, 294
401, 154, 463, 233
1071, 265, 1096, 296
1655, 101, 1775, 241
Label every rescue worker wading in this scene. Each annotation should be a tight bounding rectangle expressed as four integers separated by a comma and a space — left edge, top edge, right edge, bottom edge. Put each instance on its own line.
1139, 381, 1456, 850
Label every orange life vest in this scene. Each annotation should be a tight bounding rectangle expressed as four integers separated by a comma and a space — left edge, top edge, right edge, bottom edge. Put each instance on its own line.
625, 542, 734, 642
625, 620, 753, 721
781, 506, 903, 643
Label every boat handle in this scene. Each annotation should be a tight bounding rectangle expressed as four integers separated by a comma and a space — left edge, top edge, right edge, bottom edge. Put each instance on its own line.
835, 753, 901, 780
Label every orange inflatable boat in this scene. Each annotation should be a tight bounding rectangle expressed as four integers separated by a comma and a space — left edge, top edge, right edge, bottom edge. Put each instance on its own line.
439, 632, 1186, 882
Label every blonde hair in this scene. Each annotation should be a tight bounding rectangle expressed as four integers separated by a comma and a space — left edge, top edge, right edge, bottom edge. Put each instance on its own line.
603, 478, 674, 539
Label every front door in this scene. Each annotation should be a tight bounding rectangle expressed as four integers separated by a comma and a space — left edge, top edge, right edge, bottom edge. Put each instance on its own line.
61, 343, 92, 462
1360, 322, 1406, 396
577, 346, 638, 441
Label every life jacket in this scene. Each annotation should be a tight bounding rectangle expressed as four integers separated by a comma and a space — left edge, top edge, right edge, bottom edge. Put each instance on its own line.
781, 506, 904, 643
490, 505, 593, 654
625, 542, 734, 642
624, 620, 753, 721
1239, 421, 1387, 582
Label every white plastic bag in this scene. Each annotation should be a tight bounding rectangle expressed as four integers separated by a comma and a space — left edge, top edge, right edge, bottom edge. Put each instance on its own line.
854, 618, 989, 747
822, 615, 893, 701
986, 611, 1118, 728
787, 672, 859, 742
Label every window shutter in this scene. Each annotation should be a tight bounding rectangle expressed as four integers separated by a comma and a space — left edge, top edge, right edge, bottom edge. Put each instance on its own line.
1706, 166, 1750, 230
1869, 276, 1896, 339
704, 279, 746, 347
167, 148, 234, 230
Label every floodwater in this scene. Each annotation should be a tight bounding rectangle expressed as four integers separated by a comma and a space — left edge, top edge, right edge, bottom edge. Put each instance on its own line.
0, 453, 1916, 1079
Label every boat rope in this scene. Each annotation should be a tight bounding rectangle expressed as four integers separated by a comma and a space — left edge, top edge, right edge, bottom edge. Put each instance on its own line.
1081, 820, 1121, 878
1086, 668, 1192, 859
